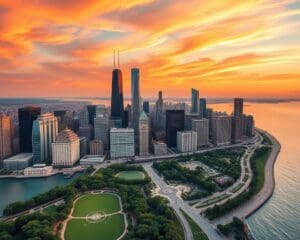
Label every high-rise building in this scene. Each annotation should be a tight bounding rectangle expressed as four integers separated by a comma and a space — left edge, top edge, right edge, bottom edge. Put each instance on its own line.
166, 110, 185, 147
0, 114, 12, 161
54, 110, 67, 131
139, 111, 149, 156
94, 106, 109, 150
212, 115, 232, 146
155, 91, 164, 130
232, 98, 244, 143
177, 131, 197, 152
110, 128, 134, 159
124, 104, 132, 128
87, 105, 96, 127
32, 113, 58, 164
185, 113, 200, 130
199, 98, 207, 118
18, 106, 41, 152
89, 139, 103, 155
131, 68, 140, 137
52, 128, 80, 167
111, 69, 125, 127
79, 137, 87, 157
192, 119, 209, 147
79, 109, 89, 127
245, 115, 254, 137
143, 101, 150, 114
191, 88, 199, 114
206, 108, 213, 139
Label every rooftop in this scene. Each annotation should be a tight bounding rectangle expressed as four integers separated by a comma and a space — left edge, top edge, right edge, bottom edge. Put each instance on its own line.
55, 128, 79, 143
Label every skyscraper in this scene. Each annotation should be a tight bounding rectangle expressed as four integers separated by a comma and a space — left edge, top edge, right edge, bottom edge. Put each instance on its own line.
131, 68, 140, 137
139, 111, 149, 156
212, 115, 232, 146
143, 101, 150, 114
177, 131, 197, 152
32, 113, 58, 164
89, 139, 103, 155
155, 91, 164, 130
111, 68, 125, 127
87, 105, 96, 127
192, 119, 209, 147
18, 106, 41, 152
166, 110, 185, 147
110, 128, 135, 159
232, 98, 244, 143
191, 88, 199, 114
0, 114, 12, 161
234, 98, 244, 117
94, 105, 109, 149
199, 98, 207, 118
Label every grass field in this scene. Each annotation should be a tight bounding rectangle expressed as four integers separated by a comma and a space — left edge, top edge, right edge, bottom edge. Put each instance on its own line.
72, 193, 120, 217
65, 213, 125, 240
115, 170, 145, 181
180, 209, 208, 240
43, 204, 57, 214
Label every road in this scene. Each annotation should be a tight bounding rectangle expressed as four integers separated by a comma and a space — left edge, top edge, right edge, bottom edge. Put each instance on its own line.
143, 163, 225, 240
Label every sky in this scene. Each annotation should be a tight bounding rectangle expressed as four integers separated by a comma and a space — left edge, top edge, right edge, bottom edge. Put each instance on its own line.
0, 0, 300, 99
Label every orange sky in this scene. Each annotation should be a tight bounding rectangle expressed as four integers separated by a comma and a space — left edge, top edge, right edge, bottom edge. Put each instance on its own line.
0, 0, 300, 98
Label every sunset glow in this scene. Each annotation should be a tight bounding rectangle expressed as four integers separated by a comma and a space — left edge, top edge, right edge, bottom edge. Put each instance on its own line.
0, 0, 300, 98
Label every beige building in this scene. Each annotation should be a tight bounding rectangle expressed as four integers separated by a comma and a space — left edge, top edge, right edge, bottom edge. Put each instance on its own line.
89, 139, 103, 155
153, 141, 167, 155
139, 111, 149, 156
52, 128, 80, 167
211, 115, 232, 146
0, 114, 12, 161
177, 131, 197, 153
192, 119, 209, 147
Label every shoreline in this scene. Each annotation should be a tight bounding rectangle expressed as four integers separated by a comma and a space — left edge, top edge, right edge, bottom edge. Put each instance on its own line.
213, 130, 281, 225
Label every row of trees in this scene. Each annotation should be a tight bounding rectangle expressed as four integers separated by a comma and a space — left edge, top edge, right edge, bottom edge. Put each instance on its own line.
1, 164, 185, 240
217, 217, 247, 240
205, 147, 271, 220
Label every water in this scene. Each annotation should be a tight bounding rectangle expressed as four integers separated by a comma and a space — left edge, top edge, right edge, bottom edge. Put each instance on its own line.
0, 173, 82, 216
210, 102, 300, 240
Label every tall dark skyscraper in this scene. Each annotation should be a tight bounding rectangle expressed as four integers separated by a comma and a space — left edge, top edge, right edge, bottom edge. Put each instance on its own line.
199, 98, 207, 118
18, 106, 41, 152
232, 98, 244, 143
155, 91, 164, 129
87, 105, 96, 127
191, 88, 199, 113
131, 68, 140, 135
234, 98, 244, 117
166, 110, 185, 147
143, 101, 150, 114
110, 68, 125, 127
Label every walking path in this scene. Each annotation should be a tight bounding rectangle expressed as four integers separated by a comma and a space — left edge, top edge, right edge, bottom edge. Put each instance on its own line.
213, 131, 280, 225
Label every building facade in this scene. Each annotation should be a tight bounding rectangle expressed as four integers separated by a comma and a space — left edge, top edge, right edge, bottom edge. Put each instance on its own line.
0, 114, 12, 161
211, 115, 232, 146
131, 68, 140, 137
110, 128, 134, 159
94, 105, 109, 149
111, 68, 125, 127
153, 141, 168, 155
32, 113, 58, 164
191, 88, 199, 114
232, 98, 244, 143
52, 128, 80, 167
199, 98, 207, 118
139, 111, 149, 156
89, 139, 103, 155
177, 131, 197, 152
192, 118, 209, 147
166, 110, 185, 147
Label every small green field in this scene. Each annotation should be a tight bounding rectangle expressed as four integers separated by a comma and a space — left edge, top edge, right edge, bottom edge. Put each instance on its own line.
115, 170, 145, 181
65, 213, 125, 240
72, 193, 120, 217
65, 192, 125, 240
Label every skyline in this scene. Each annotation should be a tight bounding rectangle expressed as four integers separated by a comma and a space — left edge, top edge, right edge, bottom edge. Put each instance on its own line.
1, 1, 300, 98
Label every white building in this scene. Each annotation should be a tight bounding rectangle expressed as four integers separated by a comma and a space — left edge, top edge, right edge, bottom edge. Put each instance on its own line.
3, 153, 32, 171
32, 113, 58, 164
24, 164, 53, 176
192, 119, 209, 147
153, 141, 168, 155
177, 131, 197, 152
139, 111, 149, 156
211, 115, 232, 146
80, 155, 105, 165
110, 128, 135, 159
52, 128, 80, 167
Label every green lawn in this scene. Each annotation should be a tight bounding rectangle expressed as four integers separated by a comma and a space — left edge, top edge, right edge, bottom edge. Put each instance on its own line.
115, 170, 145, 181
72, 193, 120, 217
65, 213, 125, 240
254, 148, 272, 194
180, 209, 209, 240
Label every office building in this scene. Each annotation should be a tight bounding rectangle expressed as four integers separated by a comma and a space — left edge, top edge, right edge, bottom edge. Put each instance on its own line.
78, 125, 92, 141
32, 113, 58, 164
131, 68, 140, 137
166, 110, 185, 147
212, 115, 232, 146
94, 105, 109, 149
110, 128, 134, 159
0, 114, 12, 161
79, 137, 87, 157
18, 106, 41, 152
87, 105, 96, 127
191, 88, 199, 113
24, 164, 53, 176
185, 113, 200, 130
139, 111, 149, 156
80, 155, 105, 165
234, 98, 244, 117
199, 98, 207, 118
206, 108, 213, 139
111, 68, 125, 127
155, 91, 164, 130
12, 137, 20, 155
143, 101, 150, 114
52, 128, 80, 167
54, 110, 67, 131
89, 139, 103, 155
245, 115, 255, 137
177, 131, 197, 152
192, 119, 209, 147
232, 98, 244, 143
3, 153, 32, 171
153, 141, 168, 155
79, 109, 89, 127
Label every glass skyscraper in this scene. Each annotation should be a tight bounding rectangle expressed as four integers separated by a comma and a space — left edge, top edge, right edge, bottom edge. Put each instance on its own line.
110, 69, 124, 127
191, 88, 199, 113
166, 110, 185, 147
131, 68, 140, 136
199, 98, 207, 118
